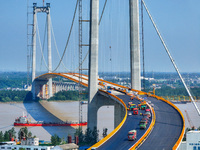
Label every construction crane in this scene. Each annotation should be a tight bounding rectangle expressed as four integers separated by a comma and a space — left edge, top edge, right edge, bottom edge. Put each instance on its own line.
147, 84, 156, 96
185, 110, 195, 129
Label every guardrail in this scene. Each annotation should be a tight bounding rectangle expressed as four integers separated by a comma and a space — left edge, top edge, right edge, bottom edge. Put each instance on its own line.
88, 89, 128, 150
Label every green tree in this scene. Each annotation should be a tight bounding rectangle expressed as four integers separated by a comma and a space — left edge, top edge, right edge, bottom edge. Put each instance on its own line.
14, 96, 20, 101
8, 127, 16, 139
28, 132, 32, 138
51, 134, 61, 146
0, 131, 4, 142
84, 128, 93, 145
18, 127, 29, 140
4, 131, 10, 141
75, 127, 84, 145
91, 127, 99, 144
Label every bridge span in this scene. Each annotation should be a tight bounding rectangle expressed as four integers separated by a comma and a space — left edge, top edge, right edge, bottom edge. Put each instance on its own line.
33, 73, 185, 149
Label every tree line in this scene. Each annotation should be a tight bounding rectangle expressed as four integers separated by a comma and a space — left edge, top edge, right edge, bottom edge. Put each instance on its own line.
0, 127, 34, 142
0, 90, 88, 102
50, 127, 99, 146
0, 90, 29, 102
48, 90, 88, 101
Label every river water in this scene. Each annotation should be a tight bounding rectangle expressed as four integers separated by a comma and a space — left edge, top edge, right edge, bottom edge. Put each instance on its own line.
1, 100, 200, 142
0, 101, 114, 141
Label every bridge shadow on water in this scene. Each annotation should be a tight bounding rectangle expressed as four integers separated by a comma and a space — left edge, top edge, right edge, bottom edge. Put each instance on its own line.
22, 92, 76, 140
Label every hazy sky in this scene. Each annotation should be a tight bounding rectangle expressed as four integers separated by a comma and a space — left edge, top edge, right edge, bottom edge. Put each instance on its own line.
1, 0, 200, 73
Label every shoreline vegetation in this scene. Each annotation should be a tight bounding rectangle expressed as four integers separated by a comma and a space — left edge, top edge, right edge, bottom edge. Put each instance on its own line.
0, 90, 88, 102
1, 72, 200, 102
1, 87, 200, 102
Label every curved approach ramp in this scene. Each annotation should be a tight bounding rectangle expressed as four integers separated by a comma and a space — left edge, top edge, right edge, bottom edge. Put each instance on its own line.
35, 73, 184, 149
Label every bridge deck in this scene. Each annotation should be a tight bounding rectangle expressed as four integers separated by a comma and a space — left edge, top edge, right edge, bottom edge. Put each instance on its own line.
138, 97, 183, 150
35, 73, 184, 149
97, 95, 183, 150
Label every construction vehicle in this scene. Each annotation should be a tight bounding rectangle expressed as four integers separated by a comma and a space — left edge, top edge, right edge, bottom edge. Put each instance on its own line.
185, 110, 195, 129
147, 84, 156, 96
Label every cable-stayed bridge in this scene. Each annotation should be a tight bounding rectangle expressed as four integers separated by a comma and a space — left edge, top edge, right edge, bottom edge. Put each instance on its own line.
27, 0, 194, 149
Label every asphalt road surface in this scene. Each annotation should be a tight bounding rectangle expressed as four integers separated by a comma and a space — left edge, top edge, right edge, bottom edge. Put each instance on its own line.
138, 97, 183, 150
97, 95, 183, 150
97, 94, 152, 150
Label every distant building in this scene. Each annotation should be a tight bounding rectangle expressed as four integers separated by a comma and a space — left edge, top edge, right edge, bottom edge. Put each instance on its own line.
21, 138, 39, 146
0, 138, 78, 150
178, 130, 200, 150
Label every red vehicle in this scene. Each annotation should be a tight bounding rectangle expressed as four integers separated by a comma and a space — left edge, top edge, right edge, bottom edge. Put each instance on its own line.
133, 108, 138, 115
140, 118, 148, 124
128, 102, 132, 105
144, 111, 151, 118
145, 109, 150, 112
128, 130, 137, 141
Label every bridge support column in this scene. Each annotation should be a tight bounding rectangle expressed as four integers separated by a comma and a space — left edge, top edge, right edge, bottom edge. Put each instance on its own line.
42, 84, 46, 99
88, 97, 98, 129
32, 80, 48, 100
89, 92, 126, 133
32, 4, 37, 82
114, 103, 125, 128
47, 4, 53, 98
88, 0, 99, 130
129, 0, 141, 90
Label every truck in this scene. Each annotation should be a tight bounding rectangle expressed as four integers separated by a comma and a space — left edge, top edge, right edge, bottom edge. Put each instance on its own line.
128, 104, 137, 111
128, 130, 137, 141
138, 102, 147, 110
140, 122, 147, 129
133, 108, 138, 115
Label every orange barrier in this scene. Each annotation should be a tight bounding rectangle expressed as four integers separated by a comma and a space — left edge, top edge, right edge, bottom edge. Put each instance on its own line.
130, 103, 156, 150
87, 89, 128, 150
36, 73, 88, 87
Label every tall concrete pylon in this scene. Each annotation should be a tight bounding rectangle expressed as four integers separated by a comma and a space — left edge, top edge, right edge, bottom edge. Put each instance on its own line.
31, 3, 52, 99
47, 3, 53, 98
129, 0, 141, 91
88, 0, 99, 130
32, 3, 37, 82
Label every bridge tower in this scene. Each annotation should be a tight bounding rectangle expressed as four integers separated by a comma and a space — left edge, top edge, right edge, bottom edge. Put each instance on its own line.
129, 0, 141, 90
32, 3, 52, 98
88, 0, 99, 130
